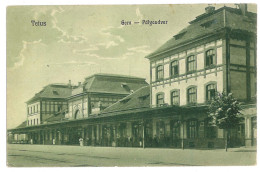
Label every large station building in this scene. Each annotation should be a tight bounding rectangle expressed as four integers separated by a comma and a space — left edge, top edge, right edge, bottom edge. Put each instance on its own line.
8, 5, 256, 148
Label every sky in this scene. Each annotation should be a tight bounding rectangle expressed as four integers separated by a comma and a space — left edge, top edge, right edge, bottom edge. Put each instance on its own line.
6, 4, 257, 129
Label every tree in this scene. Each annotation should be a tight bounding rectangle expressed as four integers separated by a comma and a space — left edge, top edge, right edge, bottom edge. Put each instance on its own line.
208, 92, 242, 151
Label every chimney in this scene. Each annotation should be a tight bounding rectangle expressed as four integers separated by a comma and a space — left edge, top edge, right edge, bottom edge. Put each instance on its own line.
205, 6, 215, 14
78, 82, 81, 86
239, 4, 248, 16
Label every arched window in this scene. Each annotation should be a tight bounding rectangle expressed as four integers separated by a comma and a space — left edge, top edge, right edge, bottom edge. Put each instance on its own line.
156, 93, 164, 106
156, 65, 164, 80
206, 83, 216, 101
171, 90, 179, 105
187, 55, 196, 73
205, 49, 215, 68
170, 60, 179, 77
74, 109, 79, 119
187, 87, 197, 104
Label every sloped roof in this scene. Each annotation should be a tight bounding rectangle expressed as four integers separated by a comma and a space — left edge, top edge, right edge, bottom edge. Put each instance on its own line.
15, 121, 27, 129
82, 73, 148, 95
45, 112, 66, 123
27, 84, 72, 103
102, 85, 150, 113
146, 6, 256, 59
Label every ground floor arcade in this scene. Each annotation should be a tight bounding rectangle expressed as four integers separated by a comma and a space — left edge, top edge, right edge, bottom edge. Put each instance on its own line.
8, 105, 255, 148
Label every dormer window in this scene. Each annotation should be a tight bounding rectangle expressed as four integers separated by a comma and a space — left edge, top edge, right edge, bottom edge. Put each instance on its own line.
53, 91, 59, 95
174, 31, 187, 40
200, 19, 216, 28
120, 98, 131, 103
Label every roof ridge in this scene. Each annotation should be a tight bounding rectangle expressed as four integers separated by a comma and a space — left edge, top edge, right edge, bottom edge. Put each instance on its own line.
85, 73, 146, 80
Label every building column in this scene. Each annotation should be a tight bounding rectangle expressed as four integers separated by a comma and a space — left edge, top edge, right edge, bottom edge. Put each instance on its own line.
180, 120, 187, 149
100, 124, 103, 146
91, 125, 95, 146
50, 130, 53, 144
245, 117, 252, 147
142, 120, 145, 149
152, 119, 157, 138
96, 125, 100, 145
81, 128, 85, 146
113, 124, 117, 147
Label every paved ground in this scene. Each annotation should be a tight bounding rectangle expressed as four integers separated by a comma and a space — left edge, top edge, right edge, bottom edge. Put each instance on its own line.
7, 144, 257, 167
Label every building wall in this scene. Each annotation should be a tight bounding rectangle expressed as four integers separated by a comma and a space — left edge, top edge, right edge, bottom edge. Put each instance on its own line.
68, 96, 87, 119
150, 39, 224, 106
67, 94, 125, 119
41, 100, 67, 122
229, 38, 256, 100
152, 71, 223, 106
27, 101, 40, 126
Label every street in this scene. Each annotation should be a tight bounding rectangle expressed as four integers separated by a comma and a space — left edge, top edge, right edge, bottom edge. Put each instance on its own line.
7, 144, 256, 167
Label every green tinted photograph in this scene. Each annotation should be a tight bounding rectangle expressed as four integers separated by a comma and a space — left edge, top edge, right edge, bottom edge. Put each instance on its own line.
6, 4, 257, 167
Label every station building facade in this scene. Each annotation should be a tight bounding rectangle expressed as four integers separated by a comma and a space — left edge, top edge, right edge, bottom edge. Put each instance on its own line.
146, 5, 256, 147
8, 5, 256, 148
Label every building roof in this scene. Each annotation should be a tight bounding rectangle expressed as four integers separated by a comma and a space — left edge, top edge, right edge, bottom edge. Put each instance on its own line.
27, 84, 72, 103
15, 121, 27, 129
44, 112, 66, 123
146, 6, 256, 59
71, 73, 148, 96
102, 85, 150, 113
85, 73, 146, 80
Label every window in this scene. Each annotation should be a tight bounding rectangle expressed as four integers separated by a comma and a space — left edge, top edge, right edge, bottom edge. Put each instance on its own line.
156, 121, 165, 138
54, 103, 58, 112
156, 93, 164, 106
31, 120, 32, 125
205, 49, 215, 68
188, 120, 198, 138
170, 61, 179, 77
33, 106, 35, 113
37, 119, 38, 125
53, 91, 59, 95
156, 65, 164, 80
200, 20, 216, 28
28, 120, 29, 126
174, 31, 187, 40
171, 90, 179, 105
187, 55, 196, 73
206, 83, 216, 101
30, 107, 32, 114
187, 87, 197, 104
34, 119, 35, 125
46, 102, 49, 111
50, 102, 54, 112
42, 101, 45, 112
27, 107, 29, 115
58, 105, 62, 112
171, 121, 180, 139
